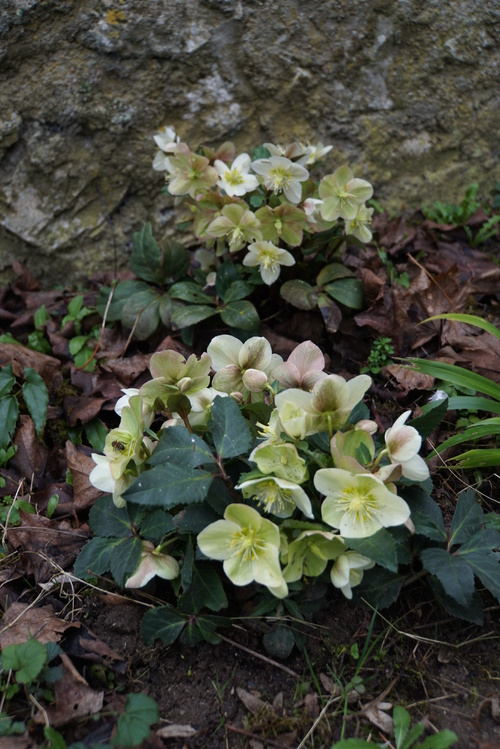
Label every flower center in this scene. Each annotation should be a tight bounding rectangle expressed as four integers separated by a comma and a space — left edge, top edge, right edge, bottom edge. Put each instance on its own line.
268, 167, 291, 193
230, 527, 266, 562
253, 480, 292, 514
225, 168, 244, 186
337, 485, 379, 523
259, 248, 279, 271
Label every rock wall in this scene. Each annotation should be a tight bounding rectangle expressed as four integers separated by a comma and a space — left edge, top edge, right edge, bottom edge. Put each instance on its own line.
1, 0, 499, 285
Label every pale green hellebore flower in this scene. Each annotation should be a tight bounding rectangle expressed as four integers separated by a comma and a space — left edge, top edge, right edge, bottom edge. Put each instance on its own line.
214, 153, 259, 197
207, 334, 282, 395
167, 145, 218, 198
330, 551, 375, 599
206, 203, 262, 253
125, 541, 180, 588
345, 203, 374, 244
243, 240, 295, 285
103, 395, 152, 480
316, 468, 410, 538
254, 204, 307, 247
251, 155, 309, 204
237, 476, 313, 519
383, 410, 429, 481
318, 166, 373, 222
140, 350, 211, 407
197, 504, 288, 598
282, 530, 345, 583
250, 443, 308, 484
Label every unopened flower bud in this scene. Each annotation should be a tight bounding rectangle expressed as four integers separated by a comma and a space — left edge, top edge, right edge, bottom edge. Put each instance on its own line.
355, 419, 378, 435
178, 376, 193, 393
230, 391, 244, 404
242, 368, 268, 392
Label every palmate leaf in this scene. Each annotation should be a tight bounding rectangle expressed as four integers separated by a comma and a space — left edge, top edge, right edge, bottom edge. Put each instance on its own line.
121, 288, 162, 340
357, 567, 406, 609
455, 528, 500, 601
344, 528, 398, 572
419, 547, 475, 607
130, 222, 163, 283
89, 495, 133, 537
208, 396, 252, 459
74, 536, 140, 584
449, 490, 484, 546
123, 464, 214, 507
112, 693, 159, 748
141, 607, 186, 645
177, 563, 228, 614
428, 575, 484, 625
404, 358, 500, 402
170, 281, 214, 305
110, 536, 143, 587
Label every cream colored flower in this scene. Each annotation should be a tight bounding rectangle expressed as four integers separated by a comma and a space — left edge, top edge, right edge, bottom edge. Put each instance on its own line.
251, 155, 309, 204
345, 203, 374, 243
215, 153, 259, 197
319, 166, 373, 222
384, 411, 429, 481
243, 240, 295, 285
330, 551, 375, 599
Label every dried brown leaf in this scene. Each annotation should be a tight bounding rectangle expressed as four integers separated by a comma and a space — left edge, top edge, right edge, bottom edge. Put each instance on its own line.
65, 441, 103, 510
13, 416, 48, 482
0, 602, 77, 649
236, 687, 268, 715
0, 343, 62, 388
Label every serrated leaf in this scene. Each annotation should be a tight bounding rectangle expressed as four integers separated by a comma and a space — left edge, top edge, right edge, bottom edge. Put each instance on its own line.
170, 281, 215, 305
130, 223, 163, 283
138, 509, 175, 542
174, 504, 220, 534
121, 289, 161, 340
420, 548, 475, 606
141, 607, 186, 645
449, 489, 484, 546
456, 528, 500, 600
0, 395, 19, 450
345, 528, 398, 571
110, 536, 143, 587
177, 563, 228, 614
428, 575, 484, 624
324, 278, 364, 309
171, 303, 219, 328
195, 615, 228, 644
280, 279, 318, 310
112, 693, 159, 748
162, 237, 190, 280
411, 397, 449, 438
88, 496, 133, 537
403, 487, 447, 542
124, 464, 214, 507
0, 365, 14, 399
147, 425, 214, 468
73, 537, 124, 579
220, 300, 260, 330
208, 396, 252, 459
1, 640, 48, 685
22, 367, 48, 434
357, 567, 406, 609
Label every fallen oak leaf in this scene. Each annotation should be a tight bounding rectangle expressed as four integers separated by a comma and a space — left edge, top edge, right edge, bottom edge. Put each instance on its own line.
0, 602, 77, 649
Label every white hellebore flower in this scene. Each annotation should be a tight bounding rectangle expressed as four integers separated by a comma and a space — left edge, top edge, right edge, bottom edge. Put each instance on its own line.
236, 476, 313, 519
243, 240, 295, 285
251, 156, 309, 204
214, 153, 259, 197
330, 551, 375, 599
125, 541, 179, 588
384, 410, 430, 481
152, 125, 181, 171
316, 468, 410, 538
207, 334, 283, 394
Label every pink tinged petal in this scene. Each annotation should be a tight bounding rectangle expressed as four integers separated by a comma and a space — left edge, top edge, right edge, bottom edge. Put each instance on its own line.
273, 362, 302, 389
197, 519, 242, 560
207, 335, 242, 370
289, 341, 325, 377
242, 368, 269, 392
212, 366, 244, 394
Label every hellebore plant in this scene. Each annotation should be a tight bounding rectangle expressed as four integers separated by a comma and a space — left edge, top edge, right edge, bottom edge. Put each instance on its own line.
78, 334, 500, 652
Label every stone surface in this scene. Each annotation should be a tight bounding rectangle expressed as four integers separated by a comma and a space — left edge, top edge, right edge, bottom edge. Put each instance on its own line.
0, 0, 499, 285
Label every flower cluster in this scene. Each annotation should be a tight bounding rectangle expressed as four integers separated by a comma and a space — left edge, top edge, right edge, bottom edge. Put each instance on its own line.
152, 127, 374, 286
89, 337, 430, 602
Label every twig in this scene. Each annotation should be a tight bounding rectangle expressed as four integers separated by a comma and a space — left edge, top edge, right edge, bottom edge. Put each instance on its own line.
218, 634, 299, 678
406, 253, 458, 312
296, 692, 342, 749
76, 278, 117, 371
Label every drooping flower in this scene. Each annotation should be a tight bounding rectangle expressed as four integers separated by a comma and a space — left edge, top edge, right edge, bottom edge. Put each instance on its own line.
185, 387, 228, 427
250, 443, 308, 484
214, 153, 259, 197
251, 156, 309, 204
197, 504, 288, 598
206, 203, 262, 252
254, 204, 307, 247
345, 203, 374, 243
316, 468, 410, 538
383, 411, 430, 481
207, 334, 283, 396
330, 551, 375, 599
125, 541, 180, 588
264, 142, 312, 163
303, 198, 324, 224
243, 240, 295, 285
140, 350, 211, 407
272, 340, 327, 390
301, 141, 333, 166
237, 476, 313, 518
103, 395, 152, 479
89, 455, 136, 508
319, 166, 373, 222
152, 125, 181, 171
282, 530, 345, 582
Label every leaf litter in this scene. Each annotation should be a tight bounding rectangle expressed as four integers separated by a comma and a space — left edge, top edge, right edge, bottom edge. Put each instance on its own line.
0, 213, 499, 747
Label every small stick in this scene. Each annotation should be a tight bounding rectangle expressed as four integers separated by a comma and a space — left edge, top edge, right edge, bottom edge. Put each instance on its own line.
218, 634, 299, 678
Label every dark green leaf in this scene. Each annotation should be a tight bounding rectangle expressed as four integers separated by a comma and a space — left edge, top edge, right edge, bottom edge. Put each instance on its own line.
141, 607, 186, 645
89, 496, 133, 538
208, 396, 252, 459
357, 567, 406, 609
263, 625, 295, 659
84, 418, 108, 452
178, 563, 228, 613
205, 478, 234, 515
215, 261, 240, 298
194, 615, 228, 644
420, 548, 475, 606
220, 300, 260, 330
112, 693, 159, 748
170, 281, 215, 305
428, 575, 484, 624
171, 304, 219, 328
221, 280, 253, 303
316, 263, 354, 286
137, 509, 175, 543
344, 528, 398, 572
159, 292, 173, 326
0, 396, 18, 450
447, 396, 500, 415
22, 367, 48, 434
180, 535, 195, 589
43, 727, 66, 749
124, 465, 214, 507
0, 365, 14, 399
130, 223, 163, 283
174, 503, 221, 533
280, 279, 318, 310
456, 529, 500, 601
96, 280, 150, 320
162, 237, 190, 280
110, 536, 143, 587
147, 425, 214, 468
73, 537, 125, 579
411, 397, 449, 438
449, 490, 484, 546
1, 640, 48, 684
403, 487, 447, 542
324, 278, 364, 309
